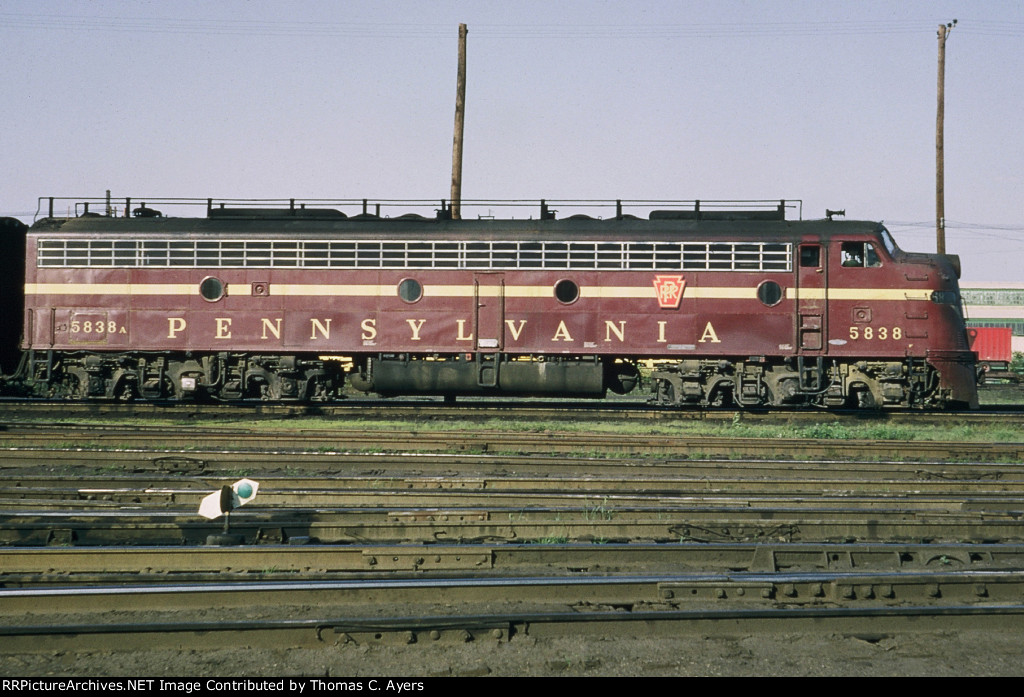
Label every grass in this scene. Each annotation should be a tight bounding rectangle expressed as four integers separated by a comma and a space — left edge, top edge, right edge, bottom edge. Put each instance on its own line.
582, 496, 615, 521
6, 404, 1022, 448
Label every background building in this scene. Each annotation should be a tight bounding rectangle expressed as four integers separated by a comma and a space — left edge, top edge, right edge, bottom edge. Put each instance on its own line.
961, 282, 1024, 353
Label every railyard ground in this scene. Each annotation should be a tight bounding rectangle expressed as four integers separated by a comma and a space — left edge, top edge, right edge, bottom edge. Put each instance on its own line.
3, 630, 1024, 677
3, 387, 1023, 678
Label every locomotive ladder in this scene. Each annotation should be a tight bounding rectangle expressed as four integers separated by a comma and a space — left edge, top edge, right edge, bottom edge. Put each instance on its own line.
476, 352, 498, 388
797, 356, 826, 392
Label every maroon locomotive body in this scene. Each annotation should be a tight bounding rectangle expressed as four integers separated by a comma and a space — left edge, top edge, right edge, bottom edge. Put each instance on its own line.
19, 198, 978, 408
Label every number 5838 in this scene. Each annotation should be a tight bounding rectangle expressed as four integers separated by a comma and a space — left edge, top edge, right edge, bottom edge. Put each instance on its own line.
849, 326, 902, 340
70, 319, 118, 334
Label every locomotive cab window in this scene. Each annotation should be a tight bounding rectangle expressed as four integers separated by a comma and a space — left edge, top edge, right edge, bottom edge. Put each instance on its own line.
880, 228, 899, 256
840, 242, 881, 268
799, 245, 821, 268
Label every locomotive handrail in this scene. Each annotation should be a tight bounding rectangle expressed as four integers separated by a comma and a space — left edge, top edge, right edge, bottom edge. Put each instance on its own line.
35, 196, 803, 222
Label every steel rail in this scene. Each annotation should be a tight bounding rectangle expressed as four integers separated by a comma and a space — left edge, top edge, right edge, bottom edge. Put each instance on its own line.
3, 448, 1024, 482
1, 542, 1022, 578
1, 425, 1022, 461
12, 468, 1024, 501
3, 506, 1023, 546
1, 398, 1022, 426
7, 487, 1024, 514
4, 569, 1024, 611
5, 571, 1024, 652
6, 605, 1024, 652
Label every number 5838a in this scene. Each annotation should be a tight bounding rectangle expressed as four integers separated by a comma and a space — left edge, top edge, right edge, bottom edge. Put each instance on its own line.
70, 319, 119, 334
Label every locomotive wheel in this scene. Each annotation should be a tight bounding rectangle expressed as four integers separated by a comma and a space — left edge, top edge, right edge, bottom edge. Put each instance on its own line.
116, 381, 136, 401
656, 380, 676, 405
60, 369, 88, 400
605, 360, 640, 395
64, 377, 85, 400
707, 384, 733, 408
854, 387, 877, 409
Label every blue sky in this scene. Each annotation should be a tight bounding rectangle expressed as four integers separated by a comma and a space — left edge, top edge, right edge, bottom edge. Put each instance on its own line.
2, 0, 1022, 282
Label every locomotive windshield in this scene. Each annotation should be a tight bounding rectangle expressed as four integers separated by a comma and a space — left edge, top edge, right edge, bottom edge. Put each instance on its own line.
879, 227, 899, 256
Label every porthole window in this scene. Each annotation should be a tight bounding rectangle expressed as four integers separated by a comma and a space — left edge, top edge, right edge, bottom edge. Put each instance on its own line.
757, 280, 783, 307
554, 279, 580, 304
199, 276, 225, 302
398, 278, 422, 303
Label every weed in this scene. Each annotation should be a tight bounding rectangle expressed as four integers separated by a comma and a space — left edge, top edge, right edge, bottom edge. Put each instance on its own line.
803, 423, 854, 440
583, 496, 615, 521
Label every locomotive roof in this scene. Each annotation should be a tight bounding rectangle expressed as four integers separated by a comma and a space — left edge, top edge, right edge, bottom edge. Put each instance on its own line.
31, 213, 887, 243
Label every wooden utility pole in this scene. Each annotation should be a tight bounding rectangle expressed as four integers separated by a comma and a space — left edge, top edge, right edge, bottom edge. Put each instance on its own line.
936, 19, 956, 254
450, 23, 468, 220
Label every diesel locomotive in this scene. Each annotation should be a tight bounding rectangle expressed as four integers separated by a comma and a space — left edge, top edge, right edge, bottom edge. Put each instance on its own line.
6, 196, 979, 408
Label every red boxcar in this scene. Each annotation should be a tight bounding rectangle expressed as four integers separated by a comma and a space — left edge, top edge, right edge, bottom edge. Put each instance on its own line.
968, 326, 1013, 372
20, 198, 978, 408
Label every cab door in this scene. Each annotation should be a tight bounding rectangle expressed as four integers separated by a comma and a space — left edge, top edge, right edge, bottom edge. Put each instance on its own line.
796, 243, 826, 352
473, 273, 505, 387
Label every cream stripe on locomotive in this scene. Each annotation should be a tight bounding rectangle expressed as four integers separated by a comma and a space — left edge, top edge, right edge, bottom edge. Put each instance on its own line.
266, 284, 393, 297
786, 288, 934, 301
24, 283, 195, 295
25, 282, 934, 302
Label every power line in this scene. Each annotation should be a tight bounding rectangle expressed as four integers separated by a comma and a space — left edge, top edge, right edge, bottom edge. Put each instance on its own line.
888, 221, 1024, 246
3, 13, 1024, 40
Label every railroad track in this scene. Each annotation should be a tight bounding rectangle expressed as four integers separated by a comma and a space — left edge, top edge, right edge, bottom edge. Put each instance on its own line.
7, 605, 1024, 655
5, 508, 1023, 546
1, 541, 1021, 580
2, 417, 1023, 673
4, 448, 1024, 479
3, 452, 1024, 547
1, 422, 1023, 461
5, 563, 1024, 652
1, 398, 1023, 426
